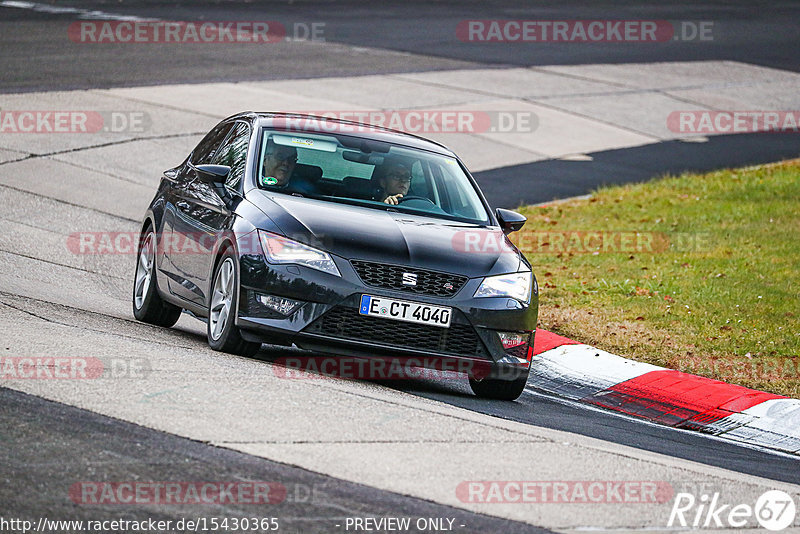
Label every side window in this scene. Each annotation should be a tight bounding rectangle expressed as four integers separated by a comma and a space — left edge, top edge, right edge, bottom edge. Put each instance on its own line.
190, 122, 234, 165
211, 121, 251, 190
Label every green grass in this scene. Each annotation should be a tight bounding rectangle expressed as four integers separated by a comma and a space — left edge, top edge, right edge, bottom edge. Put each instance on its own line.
513, 160, 800, 397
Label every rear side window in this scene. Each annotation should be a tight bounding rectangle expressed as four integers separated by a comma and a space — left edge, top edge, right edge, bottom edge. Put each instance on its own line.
211, 121, 251, 189
191, 122, 234, 165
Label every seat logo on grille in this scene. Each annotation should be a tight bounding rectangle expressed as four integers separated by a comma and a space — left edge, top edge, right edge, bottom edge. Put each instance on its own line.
402, 272, 417, 286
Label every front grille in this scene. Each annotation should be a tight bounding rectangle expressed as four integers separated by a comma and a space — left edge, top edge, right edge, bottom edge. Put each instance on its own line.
350, 260, 467, 298
304, 306, 487, 357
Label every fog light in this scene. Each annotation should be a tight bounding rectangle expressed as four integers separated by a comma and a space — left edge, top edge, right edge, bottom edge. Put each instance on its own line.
257, 294, 302, 316
497, 331, 533, 363
498, 331, 528, 349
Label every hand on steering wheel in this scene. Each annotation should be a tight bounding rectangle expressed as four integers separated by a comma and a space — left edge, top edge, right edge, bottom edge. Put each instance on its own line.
383, 194, 404, 205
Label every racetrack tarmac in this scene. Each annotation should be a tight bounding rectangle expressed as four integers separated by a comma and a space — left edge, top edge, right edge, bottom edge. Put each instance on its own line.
1, 0, 798, 93
1, 1, 799, 532
0, 387, 552, 534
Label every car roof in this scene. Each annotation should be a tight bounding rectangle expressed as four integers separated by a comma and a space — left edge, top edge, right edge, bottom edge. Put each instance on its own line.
225, 111, 457, 157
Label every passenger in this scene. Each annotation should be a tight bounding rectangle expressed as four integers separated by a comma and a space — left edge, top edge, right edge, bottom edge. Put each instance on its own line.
373, 160, 412, 205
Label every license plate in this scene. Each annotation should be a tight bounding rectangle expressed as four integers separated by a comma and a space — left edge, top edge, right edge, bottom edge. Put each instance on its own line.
359, 295, 451, 328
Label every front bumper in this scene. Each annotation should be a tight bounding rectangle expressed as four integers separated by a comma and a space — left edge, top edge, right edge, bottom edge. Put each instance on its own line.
235, 252, 538, 380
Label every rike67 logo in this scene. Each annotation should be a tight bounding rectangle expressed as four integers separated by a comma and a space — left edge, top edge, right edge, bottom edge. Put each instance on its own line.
668, 490, 797, 531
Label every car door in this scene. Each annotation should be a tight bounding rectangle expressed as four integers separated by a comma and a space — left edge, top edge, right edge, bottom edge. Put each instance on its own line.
163, 121, 251, 305
159, 121, 233, 302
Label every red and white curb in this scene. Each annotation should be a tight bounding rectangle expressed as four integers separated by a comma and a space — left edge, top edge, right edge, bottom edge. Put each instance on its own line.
529, 330, 800, 455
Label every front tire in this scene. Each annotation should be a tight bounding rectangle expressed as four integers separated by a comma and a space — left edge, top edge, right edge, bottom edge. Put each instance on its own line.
132, 226, 182, 327
469, 368, 529, 401
207, 248, 260, 356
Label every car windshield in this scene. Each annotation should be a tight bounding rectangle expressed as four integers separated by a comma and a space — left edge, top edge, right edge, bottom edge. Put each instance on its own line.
257, 128, 490, 225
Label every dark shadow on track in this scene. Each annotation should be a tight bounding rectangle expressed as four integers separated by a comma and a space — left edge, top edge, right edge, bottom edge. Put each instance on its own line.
475, 132, 800, 209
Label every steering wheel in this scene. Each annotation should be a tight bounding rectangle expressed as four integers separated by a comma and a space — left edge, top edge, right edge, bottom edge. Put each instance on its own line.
397, 195, 435, 205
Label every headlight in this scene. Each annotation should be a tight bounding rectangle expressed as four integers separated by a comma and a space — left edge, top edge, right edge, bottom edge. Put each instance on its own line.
257, 230, 340, 277
474, 271, 531, 302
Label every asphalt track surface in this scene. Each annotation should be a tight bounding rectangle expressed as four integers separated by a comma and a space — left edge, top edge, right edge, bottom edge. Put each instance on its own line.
1, 1, 799, 531
1, 0, 799, 93
0, 387, 551, 534
384, 377, 800, 485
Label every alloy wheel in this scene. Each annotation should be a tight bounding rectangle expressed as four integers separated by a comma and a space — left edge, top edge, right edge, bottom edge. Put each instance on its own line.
209, 258, 234, 340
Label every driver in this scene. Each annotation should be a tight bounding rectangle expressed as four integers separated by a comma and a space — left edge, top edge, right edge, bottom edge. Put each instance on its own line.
260, 138, 316, 196
261, 138, 297, 187
373, 160, 412, 205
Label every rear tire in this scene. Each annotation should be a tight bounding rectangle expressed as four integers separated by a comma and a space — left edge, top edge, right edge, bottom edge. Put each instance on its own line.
207, 248, 261, 357
132, 226, 182, 327
469, 369, 529, 401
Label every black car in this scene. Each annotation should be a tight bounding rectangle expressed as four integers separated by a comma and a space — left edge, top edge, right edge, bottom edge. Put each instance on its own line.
133, 112, 538, 400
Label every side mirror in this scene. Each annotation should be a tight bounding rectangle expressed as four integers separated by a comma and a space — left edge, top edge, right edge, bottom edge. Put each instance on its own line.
194, 164, 231, 184
496, 208, 526, 235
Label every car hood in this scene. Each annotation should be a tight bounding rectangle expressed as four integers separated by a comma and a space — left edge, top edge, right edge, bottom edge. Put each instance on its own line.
246, 191, 523, 278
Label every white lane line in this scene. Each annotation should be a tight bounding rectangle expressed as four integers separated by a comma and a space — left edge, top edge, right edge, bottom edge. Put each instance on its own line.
0, 1, 155, 21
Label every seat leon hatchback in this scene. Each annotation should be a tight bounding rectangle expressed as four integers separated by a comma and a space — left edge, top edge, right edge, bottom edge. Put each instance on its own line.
133, 112, 538, 400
